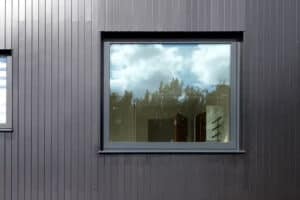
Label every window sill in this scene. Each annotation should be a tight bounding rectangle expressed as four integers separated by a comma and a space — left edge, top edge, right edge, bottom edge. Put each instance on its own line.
0, 128, 14, 133
98, 149, 246, 154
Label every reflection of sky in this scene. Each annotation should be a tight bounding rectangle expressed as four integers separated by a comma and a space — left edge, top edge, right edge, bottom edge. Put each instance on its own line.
110, 43, 230, 98
0, 57, 7, 88
0, 57, 6, 123
0, 57, 6, 63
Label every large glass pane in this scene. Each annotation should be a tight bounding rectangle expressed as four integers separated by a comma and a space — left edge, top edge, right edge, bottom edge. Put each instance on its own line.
109, 43, 231, 143
0, 56, 7, 124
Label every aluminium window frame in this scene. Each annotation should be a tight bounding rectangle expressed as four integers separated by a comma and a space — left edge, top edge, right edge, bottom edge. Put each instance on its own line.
101, 39, 241, 153
0, 54, 12, 131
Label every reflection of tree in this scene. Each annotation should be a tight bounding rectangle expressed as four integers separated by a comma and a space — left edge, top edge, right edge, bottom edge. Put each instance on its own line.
110, 78, 230, 142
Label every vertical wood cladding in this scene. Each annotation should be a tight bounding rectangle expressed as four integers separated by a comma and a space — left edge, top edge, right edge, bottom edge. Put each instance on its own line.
0, 0, 299, 200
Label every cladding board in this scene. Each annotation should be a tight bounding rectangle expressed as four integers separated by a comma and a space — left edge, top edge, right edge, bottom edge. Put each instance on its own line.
1, 0, 300, 199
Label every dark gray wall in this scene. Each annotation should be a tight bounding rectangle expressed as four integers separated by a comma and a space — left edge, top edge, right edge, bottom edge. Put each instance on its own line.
0, 0, 299, 200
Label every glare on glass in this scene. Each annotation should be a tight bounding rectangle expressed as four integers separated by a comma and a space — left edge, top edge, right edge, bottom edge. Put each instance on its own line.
0, 57, 7, 124
109, 43, 231, 143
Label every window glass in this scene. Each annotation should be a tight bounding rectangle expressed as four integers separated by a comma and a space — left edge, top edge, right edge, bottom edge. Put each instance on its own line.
0, 56, 7, 124
109, 43, 231, 143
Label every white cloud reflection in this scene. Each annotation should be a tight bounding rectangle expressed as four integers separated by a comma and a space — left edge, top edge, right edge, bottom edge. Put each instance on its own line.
110, 43, 230, 98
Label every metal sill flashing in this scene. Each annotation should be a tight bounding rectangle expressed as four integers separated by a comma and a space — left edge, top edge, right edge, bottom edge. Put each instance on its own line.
98, 149, 246, 154
0, 128, 14, 133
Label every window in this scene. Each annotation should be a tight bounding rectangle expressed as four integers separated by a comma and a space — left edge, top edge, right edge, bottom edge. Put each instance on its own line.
102, 36, 240, 153
0, 50, 12, 130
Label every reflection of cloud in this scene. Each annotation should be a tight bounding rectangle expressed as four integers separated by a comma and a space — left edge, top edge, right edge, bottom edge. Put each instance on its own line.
110, 44, 184, 96
191, 45, 230, 86
110, 44, 230, 98
0, 57, 7, 63
0, 60, 7, 89
0, 59, 6, 69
